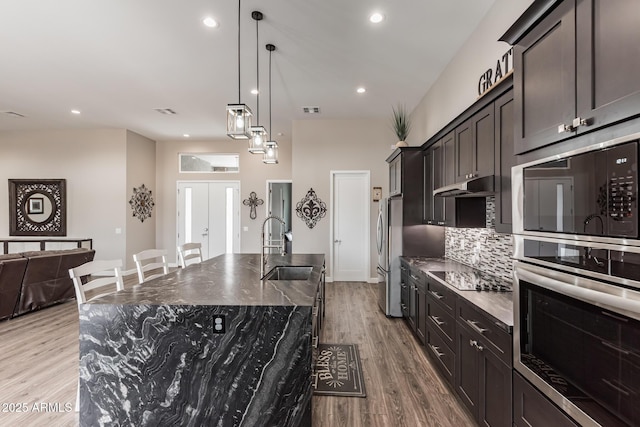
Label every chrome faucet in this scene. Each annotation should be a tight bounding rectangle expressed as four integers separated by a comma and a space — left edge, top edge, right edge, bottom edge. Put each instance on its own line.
261, 215, 286, 277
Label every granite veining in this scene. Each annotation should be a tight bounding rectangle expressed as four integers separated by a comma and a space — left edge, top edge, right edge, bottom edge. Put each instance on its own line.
79, 253, 324, 427
402, 256, 513, 330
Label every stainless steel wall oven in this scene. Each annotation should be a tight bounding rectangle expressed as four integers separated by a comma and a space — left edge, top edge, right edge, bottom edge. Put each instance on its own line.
512, 134, 640, 427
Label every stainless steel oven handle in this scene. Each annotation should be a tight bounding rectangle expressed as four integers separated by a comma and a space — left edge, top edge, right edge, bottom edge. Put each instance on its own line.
516, 264, 640, 321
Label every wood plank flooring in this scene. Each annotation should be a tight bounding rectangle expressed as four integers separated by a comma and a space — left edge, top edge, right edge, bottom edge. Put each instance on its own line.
314, 282, 474, 427
0, 281, 475, 426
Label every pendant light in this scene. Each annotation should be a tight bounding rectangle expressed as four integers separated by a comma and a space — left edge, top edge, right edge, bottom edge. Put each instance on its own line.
248, 11, 267, 154
263, 43, 278, 164
226, 0, 253, 139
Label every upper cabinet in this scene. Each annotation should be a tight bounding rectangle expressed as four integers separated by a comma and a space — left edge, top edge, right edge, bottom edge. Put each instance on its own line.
494, 91, 515, 233
389, 154, 402, 196
504, 0, 640, 154
456, 104, 495, 182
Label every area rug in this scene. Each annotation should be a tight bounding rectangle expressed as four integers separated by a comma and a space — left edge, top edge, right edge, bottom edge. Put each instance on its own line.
314, 343, 366, 397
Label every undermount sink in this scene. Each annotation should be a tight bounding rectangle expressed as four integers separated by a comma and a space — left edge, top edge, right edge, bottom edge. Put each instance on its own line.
263, 266, 313, 281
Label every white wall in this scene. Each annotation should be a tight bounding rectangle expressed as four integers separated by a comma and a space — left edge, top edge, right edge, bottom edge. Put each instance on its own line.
409, 0, 533, 145
155, 137, 292, 262
0, 129, 128, 260
291, 119, 394, 279
125, 130, 157, 269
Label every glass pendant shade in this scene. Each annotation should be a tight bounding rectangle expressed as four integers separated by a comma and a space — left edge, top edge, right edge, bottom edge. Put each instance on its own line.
226, 104, 253, 139
248, 125, 268, 153
263, 140, 279, 164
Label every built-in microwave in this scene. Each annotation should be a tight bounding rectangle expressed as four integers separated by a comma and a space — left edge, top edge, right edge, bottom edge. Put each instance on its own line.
513, 136, 640, 245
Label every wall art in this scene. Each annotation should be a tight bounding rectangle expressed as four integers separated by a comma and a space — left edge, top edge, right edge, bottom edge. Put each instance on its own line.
242, 191, 264, 220
129, 184, 155, 223
295, 188, 327, 229
9, 179, 67, 236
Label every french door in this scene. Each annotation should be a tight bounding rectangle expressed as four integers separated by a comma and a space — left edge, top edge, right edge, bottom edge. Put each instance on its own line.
177, 181, 240, 260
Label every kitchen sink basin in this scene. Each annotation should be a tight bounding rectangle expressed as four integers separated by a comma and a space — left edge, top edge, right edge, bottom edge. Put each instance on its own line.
263, 266, 313, 281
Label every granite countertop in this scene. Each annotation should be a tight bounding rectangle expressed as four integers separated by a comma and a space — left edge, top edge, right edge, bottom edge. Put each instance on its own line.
401, 256, 514, 331
87, 253, 324, 306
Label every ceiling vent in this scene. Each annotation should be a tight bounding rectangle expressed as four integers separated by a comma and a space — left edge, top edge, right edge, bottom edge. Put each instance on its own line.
302, 106, 320, 114
1, 111, 26, 118
154, 108, 177, 115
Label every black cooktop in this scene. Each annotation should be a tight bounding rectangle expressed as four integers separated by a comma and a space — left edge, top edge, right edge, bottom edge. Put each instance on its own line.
430, 270, 512, 292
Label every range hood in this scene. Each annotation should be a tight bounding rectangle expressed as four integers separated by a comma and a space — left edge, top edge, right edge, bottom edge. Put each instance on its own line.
433, 175, 495, 197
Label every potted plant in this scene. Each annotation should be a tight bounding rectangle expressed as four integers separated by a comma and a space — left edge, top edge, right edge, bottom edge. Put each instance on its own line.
391, 104, 411, 147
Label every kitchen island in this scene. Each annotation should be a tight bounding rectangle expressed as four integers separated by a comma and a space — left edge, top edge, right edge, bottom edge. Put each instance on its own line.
78, 253, 324, 427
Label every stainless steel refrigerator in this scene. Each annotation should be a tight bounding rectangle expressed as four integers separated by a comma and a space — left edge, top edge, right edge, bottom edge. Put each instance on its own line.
376, 197, 403, 317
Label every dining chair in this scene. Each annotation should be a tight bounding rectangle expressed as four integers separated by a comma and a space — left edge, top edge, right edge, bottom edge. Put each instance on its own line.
68, 259, 125, 305
177, 242, 203, 268
133, 249, 169, 284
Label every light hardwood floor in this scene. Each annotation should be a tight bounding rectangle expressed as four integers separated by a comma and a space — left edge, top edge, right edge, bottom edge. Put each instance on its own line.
0, 281, 475, 427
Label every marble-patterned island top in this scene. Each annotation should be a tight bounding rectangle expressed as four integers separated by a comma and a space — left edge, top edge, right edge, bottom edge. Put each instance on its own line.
78, 253, 325, 427
87, 253, 325, 306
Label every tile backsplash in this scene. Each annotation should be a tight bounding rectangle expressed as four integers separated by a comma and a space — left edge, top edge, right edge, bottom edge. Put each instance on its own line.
445, 197, 514, 281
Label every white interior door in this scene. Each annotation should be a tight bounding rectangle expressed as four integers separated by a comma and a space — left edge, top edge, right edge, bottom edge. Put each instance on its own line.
177, 181, 240, 260
332, 171, 369, 281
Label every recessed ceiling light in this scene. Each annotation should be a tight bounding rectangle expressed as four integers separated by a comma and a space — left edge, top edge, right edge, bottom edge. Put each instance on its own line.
203, 17, 218, 28
369, 12, 384, 24
71, 109, 81, 115
183, 134, 190, 138
357, 87, 366, 94
251, 88, 259, 95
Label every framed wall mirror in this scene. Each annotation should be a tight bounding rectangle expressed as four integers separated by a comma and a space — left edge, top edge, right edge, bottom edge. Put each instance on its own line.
8, 179, 67, 236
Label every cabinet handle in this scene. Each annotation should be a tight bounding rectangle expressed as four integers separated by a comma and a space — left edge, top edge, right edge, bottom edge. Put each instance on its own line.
401, 283, 406, 289
466, 319, 488, 335
437, 221, 445, 226
312, 372, 319, 389
469, 339, 484, 352
429, 344, 445, 359
401, 303, 407, 311
410, 274, 419, 280
429, 290, 444, 300
312, 336, 319, 349
557, 123, 574, 133
430, 315, 445, 326
572, 117, 589, 128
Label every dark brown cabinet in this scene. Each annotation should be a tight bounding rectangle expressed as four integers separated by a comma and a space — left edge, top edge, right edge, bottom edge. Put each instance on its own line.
400, 262, 409, 318
425, 276, 457, 387
455, 299, 512, 427
513, 372, 578, 427
406, 267, 427, 344
389, 155, 402, 196
424, 132, 457, 226
456, 104, 495, 182
508, 0, 640, 154
494, 90, 515, 233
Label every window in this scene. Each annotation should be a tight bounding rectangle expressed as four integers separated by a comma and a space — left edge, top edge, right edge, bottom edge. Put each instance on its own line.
179, 153, 239, 173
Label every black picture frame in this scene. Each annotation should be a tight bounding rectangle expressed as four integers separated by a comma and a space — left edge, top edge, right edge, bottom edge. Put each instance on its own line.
8, 179, 67, 236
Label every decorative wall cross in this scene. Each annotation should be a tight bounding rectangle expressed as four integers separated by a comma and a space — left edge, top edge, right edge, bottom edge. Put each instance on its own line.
296, 188, 327, 229
243, 191, 263, 220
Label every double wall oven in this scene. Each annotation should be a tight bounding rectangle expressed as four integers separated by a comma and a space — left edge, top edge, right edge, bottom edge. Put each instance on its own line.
512, 134, 640, 427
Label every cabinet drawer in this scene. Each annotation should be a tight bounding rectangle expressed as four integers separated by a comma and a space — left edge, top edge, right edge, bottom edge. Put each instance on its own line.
427, 298, 455, 345
457, 298, 512, 366
427, 276, 456, 314
513, 372, 578, 427
409, 269, 426, 293
426, 324, 455, 385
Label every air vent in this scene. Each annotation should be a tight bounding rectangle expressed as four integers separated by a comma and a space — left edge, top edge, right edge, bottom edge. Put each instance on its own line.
154, 108, 177, 115
302, 106, 320, 114
1, 111, 26, 118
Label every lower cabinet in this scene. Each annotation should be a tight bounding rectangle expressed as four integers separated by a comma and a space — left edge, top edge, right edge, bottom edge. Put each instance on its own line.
513, 372, 578, 427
